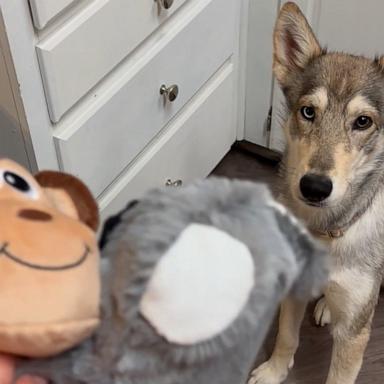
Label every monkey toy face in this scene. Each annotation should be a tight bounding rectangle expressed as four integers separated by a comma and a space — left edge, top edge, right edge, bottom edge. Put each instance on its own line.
0, 159, 100, 358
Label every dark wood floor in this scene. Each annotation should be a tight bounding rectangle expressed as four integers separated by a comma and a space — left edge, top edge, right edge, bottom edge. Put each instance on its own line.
211, 147, 384, 384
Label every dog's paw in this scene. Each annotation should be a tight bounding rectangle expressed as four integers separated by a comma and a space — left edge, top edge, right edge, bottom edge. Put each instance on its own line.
248, 361, 289, 384
314, 297, 331, 327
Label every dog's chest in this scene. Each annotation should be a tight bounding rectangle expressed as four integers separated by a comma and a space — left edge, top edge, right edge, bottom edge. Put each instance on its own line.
328, 215, 384, 270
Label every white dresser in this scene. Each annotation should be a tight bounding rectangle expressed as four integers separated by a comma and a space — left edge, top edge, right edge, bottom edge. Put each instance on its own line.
0, 0, 245, 220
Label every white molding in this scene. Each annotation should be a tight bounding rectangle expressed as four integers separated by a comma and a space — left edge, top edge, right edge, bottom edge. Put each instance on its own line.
0, 0, 58, 170
0, 10, 37, 172
236, 0, 250, 140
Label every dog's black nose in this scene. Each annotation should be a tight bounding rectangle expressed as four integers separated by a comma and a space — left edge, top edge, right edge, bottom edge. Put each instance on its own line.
300, 174, 333, 203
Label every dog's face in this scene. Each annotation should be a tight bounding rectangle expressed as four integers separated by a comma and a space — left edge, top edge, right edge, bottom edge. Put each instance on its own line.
274, 3, 384, 221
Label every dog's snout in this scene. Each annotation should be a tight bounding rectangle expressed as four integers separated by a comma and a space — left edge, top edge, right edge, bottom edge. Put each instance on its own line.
300, 174, 333, 203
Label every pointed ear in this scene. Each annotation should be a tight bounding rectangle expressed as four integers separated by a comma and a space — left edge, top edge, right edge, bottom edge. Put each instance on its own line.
35, 171, 99, 232
273, 2, 322, 85
374, 56, 384, 71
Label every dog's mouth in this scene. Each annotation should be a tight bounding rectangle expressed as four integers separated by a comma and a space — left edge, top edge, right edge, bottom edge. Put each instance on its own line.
298, 197, 328, 208
0, 242, 90, 271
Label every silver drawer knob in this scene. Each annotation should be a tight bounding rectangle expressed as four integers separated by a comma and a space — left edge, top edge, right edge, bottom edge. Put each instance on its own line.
165, 179, 183, 187
160, 84, 179, 102
155, 0, 174, 10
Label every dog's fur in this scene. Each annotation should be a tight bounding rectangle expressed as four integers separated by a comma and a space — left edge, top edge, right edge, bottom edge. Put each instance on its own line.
248, 3, 384, 384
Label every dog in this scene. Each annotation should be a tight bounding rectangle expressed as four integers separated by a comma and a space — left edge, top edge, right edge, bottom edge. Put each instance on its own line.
248, 2, 384, 384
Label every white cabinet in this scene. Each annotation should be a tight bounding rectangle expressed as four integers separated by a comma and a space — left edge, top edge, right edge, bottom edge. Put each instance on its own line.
0, 0, 242, 217
99, 61, 236, 221
55, 0, 237, 197
37, 0, 188, 121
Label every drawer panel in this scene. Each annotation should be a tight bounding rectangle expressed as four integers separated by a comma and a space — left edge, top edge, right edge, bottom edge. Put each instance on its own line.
37, 0, 188, 121
98, 61, 235, 221
54, 0, 237, 197
29, 0, 78, 29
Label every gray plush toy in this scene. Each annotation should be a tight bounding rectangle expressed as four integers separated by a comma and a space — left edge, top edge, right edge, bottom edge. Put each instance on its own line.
16, 177, 328, 384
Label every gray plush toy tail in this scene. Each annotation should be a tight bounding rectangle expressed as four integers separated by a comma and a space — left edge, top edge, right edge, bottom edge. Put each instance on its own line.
16, 177, 328, 384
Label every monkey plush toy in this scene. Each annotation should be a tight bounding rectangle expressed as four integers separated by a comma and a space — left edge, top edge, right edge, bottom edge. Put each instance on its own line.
0, 159, 328, 383
0, 158, 100, 361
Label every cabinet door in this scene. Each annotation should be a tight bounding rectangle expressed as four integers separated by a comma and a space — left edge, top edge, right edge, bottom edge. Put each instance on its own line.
29, 0, 77, 29
244, 0, 279, 147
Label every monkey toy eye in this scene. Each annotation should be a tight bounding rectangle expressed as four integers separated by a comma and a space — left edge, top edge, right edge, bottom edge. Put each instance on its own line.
4, 171, 31, 192
2, 170, 38, 199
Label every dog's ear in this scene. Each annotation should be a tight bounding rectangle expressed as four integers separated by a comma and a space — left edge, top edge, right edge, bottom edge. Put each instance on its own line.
374, 56, 384, 72
273, 2, 322, 85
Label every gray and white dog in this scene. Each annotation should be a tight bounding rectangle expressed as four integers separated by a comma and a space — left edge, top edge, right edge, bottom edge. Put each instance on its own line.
16, 178, 327, 384
249, 3, 384, 384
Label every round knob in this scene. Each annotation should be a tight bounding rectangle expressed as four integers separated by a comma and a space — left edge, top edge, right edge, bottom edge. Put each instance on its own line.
156, 0, 174, 10
160, 84, 179, 102
165, 179, 183, 187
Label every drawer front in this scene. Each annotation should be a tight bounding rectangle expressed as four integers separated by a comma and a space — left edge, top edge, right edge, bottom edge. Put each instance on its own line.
29, 0, 78, 29
54, 0, 238, 197
99, 61, 235, 221
37, 0, 188, 122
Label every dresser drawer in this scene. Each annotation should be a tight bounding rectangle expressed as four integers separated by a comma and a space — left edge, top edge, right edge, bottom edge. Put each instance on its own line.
99, 60, 235, 221
37, 0, 188, 122
29, 0, 78, 29
54, 0, 238, 197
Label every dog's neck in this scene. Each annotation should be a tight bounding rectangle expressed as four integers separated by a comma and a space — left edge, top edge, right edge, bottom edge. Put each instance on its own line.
308, 211, 362, 239
281, 178, 383, 240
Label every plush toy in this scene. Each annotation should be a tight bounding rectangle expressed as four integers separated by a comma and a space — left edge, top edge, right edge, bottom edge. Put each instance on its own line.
0, 158, 100, 359
14, 176, 328, 384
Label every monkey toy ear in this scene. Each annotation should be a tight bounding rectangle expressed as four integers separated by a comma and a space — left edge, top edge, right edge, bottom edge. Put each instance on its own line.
35, 171, 99, 232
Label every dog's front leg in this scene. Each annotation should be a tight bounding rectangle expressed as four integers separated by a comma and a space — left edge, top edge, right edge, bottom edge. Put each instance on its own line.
248, 297, 307, 384
324, 271, 378, 384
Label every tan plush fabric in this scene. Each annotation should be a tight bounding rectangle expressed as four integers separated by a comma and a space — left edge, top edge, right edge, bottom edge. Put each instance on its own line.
0, 318, 99, 357
0, 159, 100, 357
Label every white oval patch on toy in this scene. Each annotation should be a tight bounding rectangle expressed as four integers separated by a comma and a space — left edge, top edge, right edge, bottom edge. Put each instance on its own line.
139, 223, 255, 345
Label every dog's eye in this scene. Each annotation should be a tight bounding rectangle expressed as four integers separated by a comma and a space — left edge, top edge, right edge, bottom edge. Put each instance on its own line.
353, 116, 373, 130
300, 106, 315, 121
